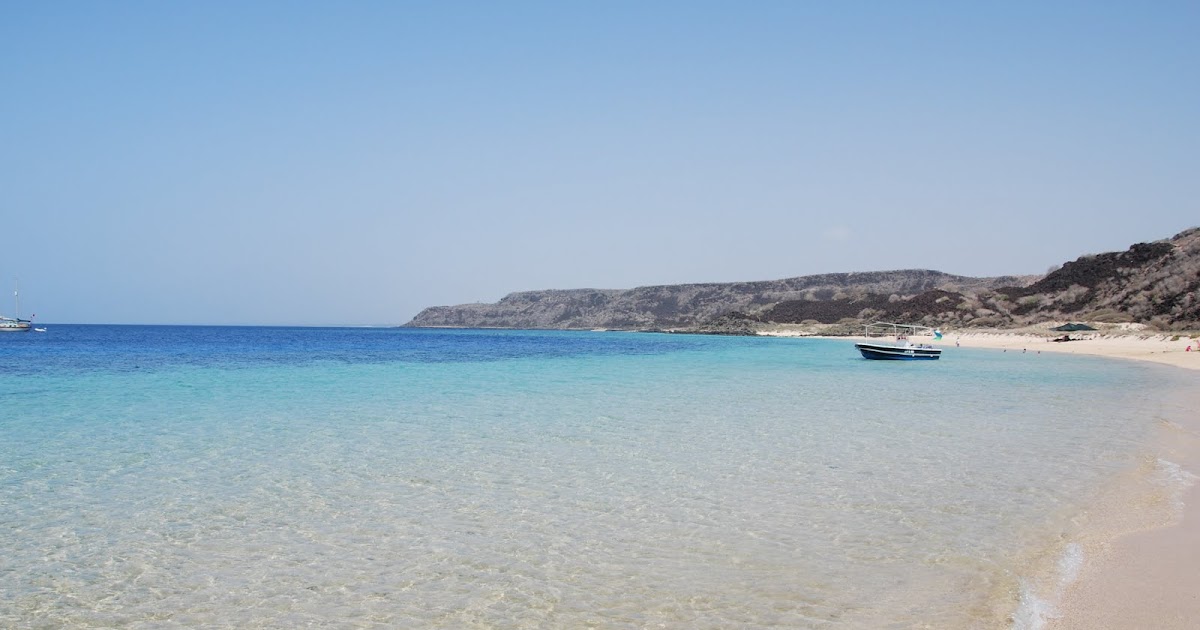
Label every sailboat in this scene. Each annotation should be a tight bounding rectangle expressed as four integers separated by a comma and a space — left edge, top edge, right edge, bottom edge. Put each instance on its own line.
1, 283, 33, 332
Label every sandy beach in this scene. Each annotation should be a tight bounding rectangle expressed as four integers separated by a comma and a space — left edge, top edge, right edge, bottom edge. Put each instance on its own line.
763, 326, 1200, 627
945, 330, 1200, 373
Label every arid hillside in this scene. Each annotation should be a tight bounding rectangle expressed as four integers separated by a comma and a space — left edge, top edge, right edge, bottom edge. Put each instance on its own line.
407, 228, 1200, 333
406, 271, 1033, 330
745, 228, 1199, 331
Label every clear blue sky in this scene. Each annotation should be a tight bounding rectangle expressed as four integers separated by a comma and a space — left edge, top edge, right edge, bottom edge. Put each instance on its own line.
3, 2, 1197, 325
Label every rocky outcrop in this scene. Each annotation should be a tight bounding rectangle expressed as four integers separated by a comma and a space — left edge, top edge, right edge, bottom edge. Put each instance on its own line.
991, 228, 1200, 327
751, 228, 1200, 331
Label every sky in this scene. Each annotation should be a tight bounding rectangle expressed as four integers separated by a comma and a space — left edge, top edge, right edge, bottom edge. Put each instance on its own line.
2, 1, 1197, 326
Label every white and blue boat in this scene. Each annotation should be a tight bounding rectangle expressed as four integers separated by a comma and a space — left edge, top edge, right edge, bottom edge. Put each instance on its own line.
0, 316, 31, 332
854, 322, 942, 360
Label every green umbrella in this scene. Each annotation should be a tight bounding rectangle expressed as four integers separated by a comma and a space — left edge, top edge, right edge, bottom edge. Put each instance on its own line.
1050, 323, 1097, 332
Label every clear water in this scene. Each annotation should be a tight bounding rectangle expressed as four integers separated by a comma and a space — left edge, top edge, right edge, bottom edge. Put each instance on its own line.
0, 326, 1183, 628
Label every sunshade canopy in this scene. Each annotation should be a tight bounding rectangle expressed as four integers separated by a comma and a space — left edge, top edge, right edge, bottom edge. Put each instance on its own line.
1051, 323, 1097, 332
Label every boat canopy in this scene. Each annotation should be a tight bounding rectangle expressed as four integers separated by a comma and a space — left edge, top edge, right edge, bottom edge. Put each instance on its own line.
862, 322, 936, 337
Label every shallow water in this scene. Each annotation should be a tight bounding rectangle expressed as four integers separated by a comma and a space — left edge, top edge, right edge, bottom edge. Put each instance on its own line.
0, 326, 1186, 627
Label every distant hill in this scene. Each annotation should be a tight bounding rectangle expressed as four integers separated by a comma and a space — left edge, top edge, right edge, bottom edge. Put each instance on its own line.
406, 270, 1036, 331
405, 228, 1200, 333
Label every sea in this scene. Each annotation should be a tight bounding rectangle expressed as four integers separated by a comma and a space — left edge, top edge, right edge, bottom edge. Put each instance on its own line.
1, 325, 1195, 629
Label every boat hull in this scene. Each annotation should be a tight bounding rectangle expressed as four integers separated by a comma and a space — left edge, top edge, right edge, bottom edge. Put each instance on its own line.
855, 342, 941, 360
0, 323, 32, 332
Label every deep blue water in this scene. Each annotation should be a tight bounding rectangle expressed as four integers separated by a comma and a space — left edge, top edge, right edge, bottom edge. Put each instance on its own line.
0, 325, 709, 374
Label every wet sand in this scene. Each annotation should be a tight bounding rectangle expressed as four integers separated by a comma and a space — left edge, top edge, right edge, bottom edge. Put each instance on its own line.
1050, 480, 1200, 629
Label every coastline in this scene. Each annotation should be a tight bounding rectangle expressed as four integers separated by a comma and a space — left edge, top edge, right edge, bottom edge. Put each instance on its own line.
767, 327, 1200, 628
759, 326, 1200, 373
941, 331, 1200, 373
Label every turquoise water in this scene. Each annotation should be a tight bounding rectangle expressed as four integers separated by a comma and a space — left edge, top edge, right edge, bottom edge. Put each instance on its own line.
0, 327, 1184, 627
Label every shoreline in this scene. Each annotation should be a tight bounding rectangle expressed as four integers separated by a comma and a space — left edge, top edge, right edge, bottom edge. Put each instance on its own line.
1038, 361, 1200, 630
767, 327, 1200, 628
941, 330, 1200, 373
758, 326, 1200, 372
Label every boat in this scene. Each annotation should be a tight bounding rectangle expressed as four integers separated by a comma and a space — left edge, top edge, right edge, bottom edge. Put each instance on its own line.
0, 316, 31, 332
854, 322, 942, 360
1, 283, 33, 333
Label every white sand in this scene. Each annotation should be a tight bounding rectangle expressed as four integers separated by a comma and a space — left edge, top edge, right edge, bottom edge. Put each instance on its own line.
947, 331, 1200, 372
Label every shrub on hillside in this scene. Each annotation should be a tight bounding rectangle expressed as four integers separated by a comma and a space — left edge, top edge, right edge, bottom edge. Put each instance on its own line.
1083, 309, 1134, 323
